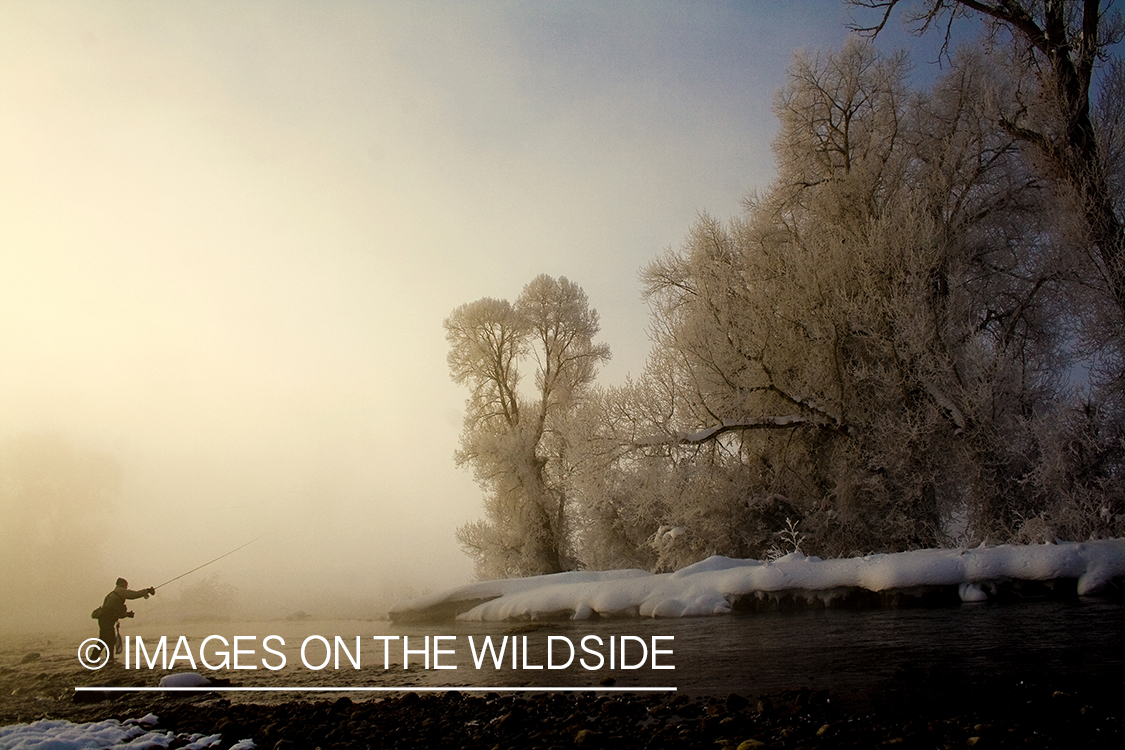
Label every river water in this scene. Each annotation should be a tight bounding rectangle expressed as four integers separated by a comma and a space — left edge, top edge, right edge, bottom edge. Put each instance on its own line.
83, 598, 1124, 709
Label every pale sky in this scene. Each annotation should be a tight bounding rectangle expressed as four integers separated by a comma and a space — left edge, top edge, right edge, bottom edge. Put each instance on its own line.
0, 1, 937, 618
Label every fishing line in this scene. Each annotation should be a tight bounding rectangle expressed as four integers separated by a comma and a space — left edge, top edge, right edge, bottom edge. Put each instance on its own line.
154, 536, 261, 590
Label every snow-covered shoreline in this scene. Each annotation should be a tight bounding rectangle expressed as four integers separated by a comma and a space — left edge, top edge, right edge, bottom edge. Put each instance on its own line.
0, 715, 256, 750
390, 539, 1125, 622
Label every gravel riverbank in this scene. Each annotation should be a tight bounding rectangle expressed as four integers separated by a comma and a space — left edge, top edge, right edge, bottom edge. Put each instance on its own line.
2, 660, 1122, 749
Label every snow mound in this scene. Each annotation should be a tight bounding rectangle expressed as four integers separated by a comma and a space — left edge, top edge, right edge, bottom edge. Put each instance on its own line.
158, 672, 211, 688
390, 539, 1125, 622
0, 716, 256, 749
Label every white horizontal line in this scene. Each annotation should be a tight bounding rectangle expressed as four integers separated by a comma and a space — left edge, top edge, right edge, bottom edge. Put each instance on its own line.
75, 686, 677, 692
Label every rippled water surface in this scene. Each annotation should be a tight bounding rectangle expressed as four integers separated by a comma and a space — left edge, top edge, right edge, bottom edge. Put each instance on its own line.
412, 600, 1125, 701
30, 598, 1125, 708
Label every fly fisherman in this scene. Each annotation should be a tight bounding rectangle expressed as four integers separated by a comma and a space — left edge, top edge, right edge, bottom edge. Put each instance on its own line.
88, 538, 256, 664
94, 577, 154, 662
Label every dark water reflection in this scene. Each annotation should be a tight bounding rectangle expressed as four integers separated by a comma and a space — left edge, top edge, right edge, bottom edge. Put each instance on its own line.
397, 600, 1125, 707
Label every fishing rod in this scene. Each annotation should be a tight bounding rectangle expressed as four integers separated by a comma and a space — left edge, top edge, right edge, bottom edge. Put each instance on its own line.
154, 536, 261, 591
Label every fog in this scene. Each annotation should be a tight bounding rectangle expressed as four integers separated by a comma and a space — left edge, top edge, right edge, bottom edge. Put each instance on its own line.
1, 1, 935, 631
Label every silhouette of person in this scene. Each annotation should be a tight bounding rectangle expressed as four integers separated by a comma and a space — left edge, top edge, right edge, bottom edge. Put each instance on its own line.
95, 577, 154, 661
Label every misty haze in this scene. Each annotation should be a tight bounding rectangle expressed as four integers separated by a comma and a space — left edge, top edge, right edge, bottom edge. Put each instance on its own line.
2, 1, 1124, 747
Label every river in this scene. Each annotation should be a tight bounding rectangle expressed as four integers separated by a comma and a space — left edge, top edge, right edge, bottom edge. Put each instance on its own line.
67, 597, 1123, 710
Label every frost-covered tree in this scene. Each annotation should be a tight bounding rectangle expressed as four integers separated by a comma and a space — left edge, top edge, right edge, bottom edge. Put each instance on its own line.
446, 275, 610, 579
578, 39, 1081, 565
850, 0, 1125, 394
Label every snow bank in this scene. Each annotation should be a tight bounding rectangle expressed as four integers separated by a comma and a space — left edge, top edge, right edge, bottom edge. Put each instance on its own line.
389, 539, 1125, 622
0, 715, 255, 749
